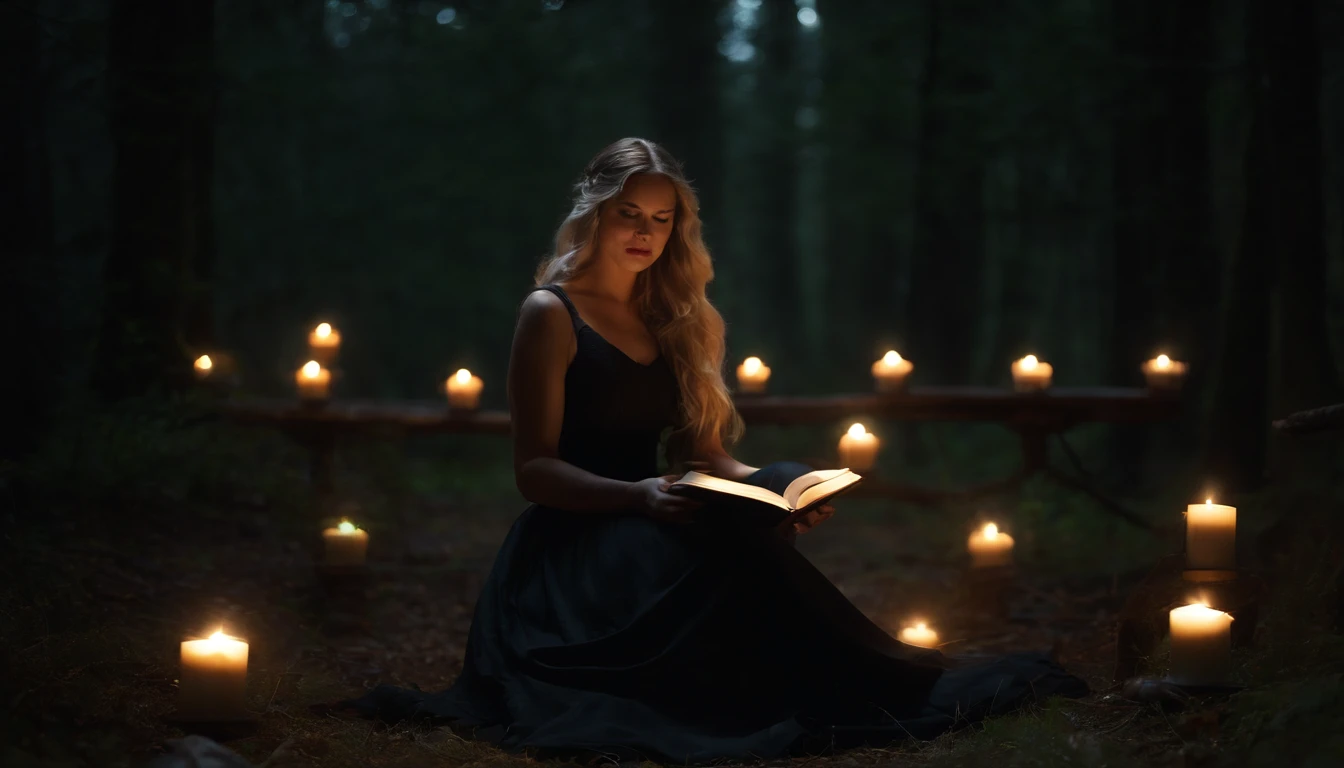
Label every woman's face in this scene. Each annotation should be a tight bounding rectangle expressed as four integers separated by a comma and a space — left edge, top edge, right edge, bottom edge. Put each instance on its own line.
595, 173, 678, 275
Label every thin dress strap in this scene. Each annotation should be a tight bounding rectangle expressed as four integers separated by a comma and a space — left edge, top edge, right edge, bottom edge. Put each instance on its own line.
533, 284, 586, 332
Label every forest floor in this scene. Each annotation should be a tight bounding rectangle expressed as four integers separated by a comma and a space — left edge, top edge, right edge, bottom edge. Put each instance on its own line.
4, 410, 1344, 768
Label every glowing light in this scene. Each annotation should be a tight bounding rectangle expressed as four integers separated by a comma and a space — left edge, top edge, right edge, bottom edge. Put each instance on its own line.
314, 323, 332, 339
194, 355, 212, 372
1156, 354, 1171, 369
743, 356, 762, 375
302, 361, 322, 379
797, 7, 819, 27
1020, 355, 1038, 371
847, 423, 867, 439
436, 7, 456, 25
338, 520, 356, 534
882, 350, 903, 366
983, 522, 999, 540
454, 368, 473, 384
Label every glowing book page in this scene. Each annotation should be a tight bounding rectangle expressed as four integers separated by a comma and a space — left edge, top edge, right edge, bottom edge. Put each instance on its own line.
780, 468, 852, 508
670, 472, 792, 511
791, 471, 862, 511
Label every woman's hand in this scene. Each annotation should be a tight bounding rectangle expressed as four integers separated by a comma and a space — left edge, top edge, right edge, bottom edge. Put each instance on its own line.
630, 475, 702, 523
792, 504, 835, 534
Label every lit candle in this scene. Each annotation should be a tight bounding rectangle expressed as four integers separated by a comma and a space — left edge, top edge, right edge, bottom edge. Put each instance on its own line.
1011, 354, 1053, 393
193, 354, 213, 381
445, 368, 484, 410
178, 629, 249, 721
837, 422, 880, 471
967, 522, 1015, 568
871, 350, 914, 393
1185, 498, 1236, 571
1142, 354, 1188, 391
295, 360, 331, 401
1168, 603, 1234, 685
736, 356, 771, 394
898, 621, 939, 649
308, 322, 341, 364
322, 519, 369, 567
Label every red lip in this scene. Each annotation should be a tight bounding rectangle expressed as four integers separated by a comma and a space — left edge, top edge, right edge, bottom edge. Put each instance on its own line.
626, 247, 652, 256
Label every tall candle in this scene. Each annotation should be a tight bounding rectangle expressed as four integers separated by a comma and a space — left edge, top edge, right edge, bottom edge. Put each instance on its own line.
308, 322, 341, 364
1168, 603, 1233, 685
1142, 354, 1187, 391
967, 522, 1015, 568
179, 630, 249, 721
872, 350, 914, 393
1012, 354, 1053, 393
736, 356, 771, 394
193, 355, 213, 381
295, 360, 331, 400
898, 621, 939, 649
445, 368, 484, 410
322, 519, 369, 566
837, 422, 879, 470
1185, 499, 1236, 571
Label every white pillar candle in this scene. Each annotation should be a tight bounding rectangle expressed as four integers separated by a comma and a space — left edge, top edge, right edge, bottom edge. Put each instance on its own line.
308, 322, 341, 364
1142, 354, 1188, 391
898, 621, 939, 649
193, 354, 214, 381
295, 360, 331, 400
837, 422, 879, 470
1168, 603, 1234, 685
736, 356, 771, 394
1011, 354, 1053, 393
967, 522, 1015, 568
322, 519, 369, 566
1185, 499, 1236, 571
871, 350, 914, 393
179, 630, 249, 721
445, 368, 484, 410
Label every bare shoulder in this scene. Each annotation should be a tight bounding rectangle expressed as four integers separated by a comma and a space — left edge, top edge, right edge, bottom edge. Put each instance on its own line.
515, 289, 573, 344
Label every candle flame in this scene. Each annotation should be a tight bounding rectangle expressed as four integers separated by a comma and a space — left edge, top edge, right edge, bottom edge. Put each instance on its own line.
315, 322, 332, 339
338, 520, 356, 534
914, 621, 927, 632
983, 522, 999, 539
302, 360, 322, 379
1206, 498, 1212, 506
454, 368, 473, 384
194, 354, 213, 371
743, 356, 762, 375
847, 423, 867, 438
1020, 355, 1038, 370
882, 350, 903, 366
210, 629, 225, 641
1156, 354, 1171, 369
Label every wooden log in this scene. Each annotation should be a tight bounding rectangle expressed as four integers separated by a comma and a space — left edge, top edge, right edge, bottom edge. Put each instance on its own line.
1272, 402, 1344, 435
220, 387, 1179, 435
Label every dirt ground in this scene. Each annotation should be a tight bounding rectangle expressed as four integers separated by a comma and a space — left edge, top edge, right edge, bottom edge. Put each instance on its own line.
4, 424, 1343, 767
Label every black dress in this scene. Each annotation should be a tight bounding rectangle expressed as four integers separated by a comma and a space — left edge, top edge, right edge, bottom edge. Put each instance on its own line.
345, 285, 1087, 763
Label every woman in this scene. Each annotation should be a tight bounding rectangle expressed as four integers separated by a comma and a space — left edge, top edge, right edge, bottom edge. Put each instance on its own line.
345, 138, 1086, 762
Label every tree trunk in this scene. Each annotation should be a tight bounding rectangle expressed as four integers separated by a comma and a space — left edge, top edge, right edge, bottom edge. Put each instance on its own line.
0, 0, 60, 459
908, 0, 983, 385
1109, 0, 1213, 484
1199, 8, 1275, 491
1255, 0, 1342, 480
92, 0, 216, 400
757, 2, 801, 369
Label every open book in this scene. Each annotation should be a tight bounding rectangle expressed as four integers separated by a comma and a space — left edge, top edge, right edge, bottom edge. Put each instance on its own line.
669, 468, 863, 529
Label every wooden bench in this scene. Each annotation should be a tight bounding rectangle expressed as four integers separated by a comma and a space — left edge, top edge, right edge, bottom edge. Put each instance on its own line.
222, 386, 1179, 529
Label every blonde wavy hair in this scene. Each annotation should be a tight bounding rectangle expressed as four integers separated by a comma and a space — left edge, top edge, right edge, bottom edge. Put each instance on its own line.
535, 137, 742, 463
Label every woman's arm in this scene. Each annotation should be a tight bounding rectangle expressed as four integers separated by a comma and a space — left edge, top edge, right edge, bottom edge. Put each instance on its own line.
509, 291, 638, 511
692, 432, 759, 483
509, 291, 698, 522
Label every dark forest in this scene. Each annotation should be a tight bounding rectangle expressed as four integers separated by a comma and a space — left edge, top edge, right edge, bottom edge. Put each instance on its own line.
3, 1, 1343, 766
